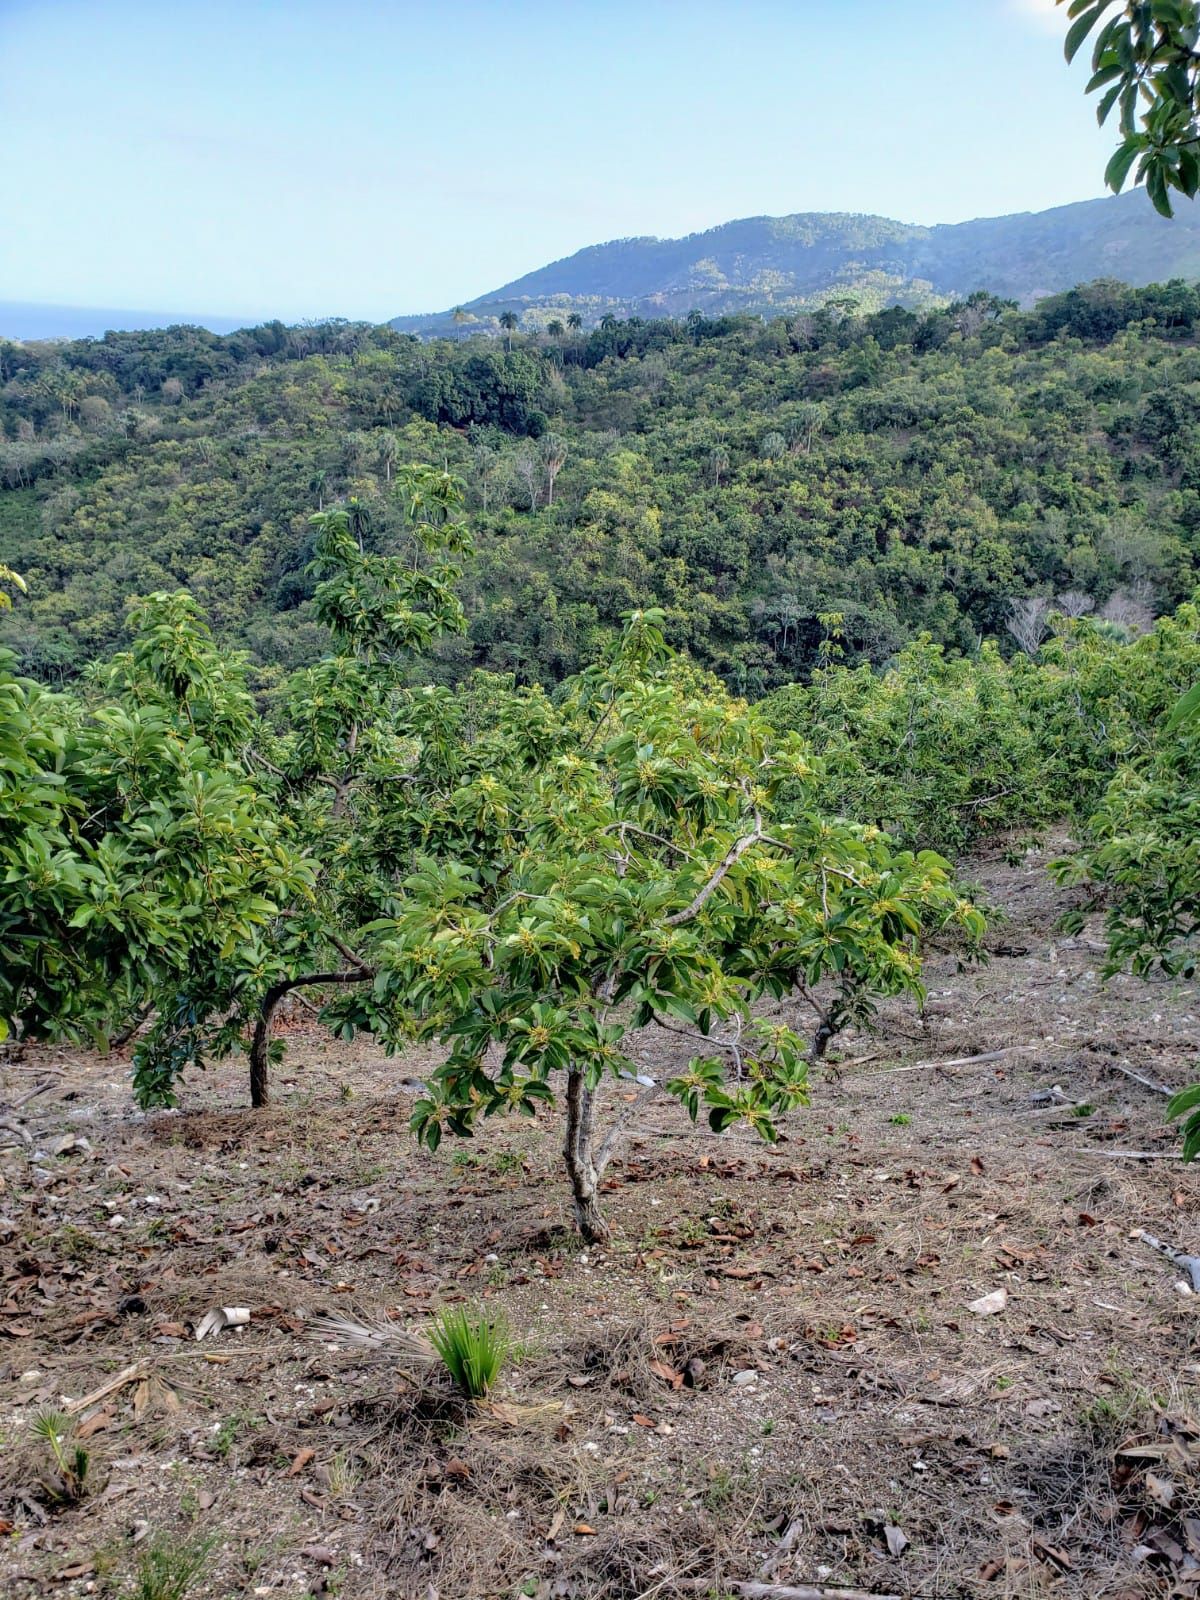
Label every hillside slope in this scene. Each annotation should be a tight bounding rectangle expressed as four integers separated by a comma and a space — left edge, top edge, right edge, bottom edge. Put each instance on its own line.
3, 282, 1200, 690
3, 835, 1199, 1600
392, 189, 1200, 334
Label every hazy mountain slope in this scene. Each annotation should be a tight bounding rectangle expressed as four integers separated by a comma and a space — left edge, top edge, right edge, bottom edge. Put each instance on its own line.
392, 189, 1200, 333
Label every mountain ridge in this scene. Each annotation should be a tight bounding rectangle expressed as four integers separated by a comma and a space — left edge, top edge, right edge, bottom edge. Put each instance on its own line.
391, 188, 1200, 334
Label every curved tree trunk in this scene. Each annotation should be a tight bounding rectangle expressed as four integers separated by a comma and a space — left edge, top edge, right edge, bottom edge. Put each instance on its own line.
564, 1069, 609, 1244
249, 969, 374, 1109
109, 1005, 152, 1051
810, 1016, 835, 1062
249, 986, 285, 1109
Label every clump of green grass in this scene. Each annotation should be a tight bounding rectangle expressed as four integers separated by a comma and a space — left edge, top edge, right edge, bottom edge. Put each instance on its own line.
31, 1409, 92, 1504
128, 1533, 215, 1600
429, 1305, 510, 1399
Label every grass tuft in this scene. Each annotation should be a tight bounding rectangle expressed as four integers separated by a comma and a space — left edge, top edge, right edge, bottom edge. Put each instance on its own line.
429, 1304, 510, 1399
128, 1533, 216, 1600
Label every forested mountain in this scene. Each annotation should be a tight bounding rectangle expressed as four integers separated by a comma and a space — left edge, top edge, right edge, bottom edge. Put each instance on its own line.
391, 189, 1200, 335
3, 277, 1200, 693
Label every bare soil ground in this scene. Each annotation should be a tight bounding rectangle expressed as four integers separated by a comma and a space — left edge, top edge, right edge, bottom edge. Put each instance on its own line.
3, 833, 1200, 1600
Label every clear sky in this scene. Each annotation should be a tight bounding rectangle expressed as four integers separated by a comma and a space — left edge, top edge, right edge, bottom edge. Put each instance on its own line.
2, 0, 1113, 323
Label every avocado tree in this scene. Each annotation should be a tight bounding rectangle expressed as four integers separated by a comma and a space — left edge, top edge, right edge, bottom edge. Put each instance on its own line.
0, 592, 309, 1061
1049, 601, 1200, 1154
131, 465, 474, 1108
329, 611, 983, 1242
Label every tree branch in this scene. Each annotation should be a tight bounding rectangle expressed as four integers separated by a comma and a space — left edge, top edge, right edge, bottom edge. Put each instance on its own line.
326, 932, 372, 973
601, 821, 697, 859
595, 1078, 663, 1174
262, 968, 376, 1008
665, 816, 765, 926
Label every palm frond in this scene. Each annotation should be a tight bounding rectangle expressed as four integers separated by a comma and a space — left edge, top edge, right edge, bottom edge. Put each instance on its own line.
306, 1312, 436, 1366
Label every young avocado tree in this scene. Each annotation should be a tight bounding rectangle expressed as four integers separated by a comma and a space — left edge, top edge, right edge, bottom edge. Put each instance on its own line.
331, 610, 984, 1242
1051, 603, 1200, 1156
132, 465, 473, 1108
0, 591, 310, 1059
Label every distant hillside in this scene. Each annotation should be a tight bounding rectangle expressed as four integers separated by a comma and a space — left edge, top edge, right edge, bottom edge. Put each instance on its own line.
392, 189, 1200, 335
5, 278, 1200, 690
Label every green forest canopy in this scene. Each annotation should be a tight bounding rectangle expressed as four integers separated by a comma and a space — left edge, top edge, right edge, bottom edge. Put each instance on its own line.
3, 279, 1200, 693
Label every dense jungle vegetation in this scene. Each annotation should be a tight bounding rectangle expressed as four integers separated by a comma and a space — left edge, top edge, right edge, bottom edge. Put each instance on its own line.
5, 278, 1200, 693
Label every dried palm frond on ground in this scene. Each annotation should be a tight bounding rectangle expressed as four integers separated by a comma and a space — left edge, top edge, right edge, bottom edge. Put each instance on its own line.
306, 1311, 436, 1368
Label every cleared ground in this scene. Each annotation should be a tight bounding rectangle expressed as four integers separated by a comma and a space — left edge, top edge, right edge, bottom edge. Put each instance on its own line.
3, 834, 1200, 1600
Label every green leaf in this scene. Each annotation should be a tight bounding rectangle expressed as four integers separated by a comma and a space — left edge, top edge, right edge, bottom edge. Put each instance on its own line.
1096, 82, 1124, 124
1065, 2, 1107, 64
1104, 139, 1141, 192
1086, 62, 1124, 94
1168, 1083, 1200, 1119
1166, 681, 1200, 730
1146, 160, 1175, 216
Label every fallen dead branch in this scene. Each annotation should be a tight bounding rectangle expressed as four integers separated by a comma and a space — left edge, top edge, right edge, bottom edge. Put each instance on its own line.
63, 1363, 146, 1416
1136, 1230, 1200, 1291
677, 1581, 900, 1600
858, 1044, 1044, 1078
1078, 1150, 1185, 1161
1106, 1061, 1173, 1096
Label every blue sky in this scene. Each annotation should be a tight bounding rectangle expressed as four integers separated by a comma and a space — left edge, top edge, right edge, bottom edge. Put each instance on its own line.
2, 0, 1114, 322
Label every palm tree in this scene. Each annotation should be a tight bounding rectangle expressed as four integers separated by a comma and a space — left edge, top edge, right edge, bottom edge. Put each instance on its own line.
309, 468, 328, 511
499, 311, 518, 352
345, 495, 374, 553
566, 312, 583, 336
546, 318, 564, 338
451, 306, 469, 341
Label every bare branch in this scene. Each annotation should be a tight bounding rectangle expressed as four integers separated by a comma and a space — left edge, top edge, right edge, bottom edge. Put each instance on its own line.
595, 1078, 664, 1173
665, 817, 764, 926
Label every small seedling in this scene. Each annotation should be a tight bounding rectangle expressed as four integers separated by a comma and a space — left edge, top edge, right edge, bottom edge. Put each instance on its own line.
429, 1305, 510, 1399
888, 1113, 912, 1125
31, 1409, 91, 1504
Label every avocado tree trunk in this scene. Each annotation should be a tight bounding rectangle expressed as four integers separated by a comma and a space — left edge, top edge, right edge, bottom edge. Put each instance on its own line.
249, 969, 375, 1109
564, 1068, 609, 1244
249, 985, 286, 1108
